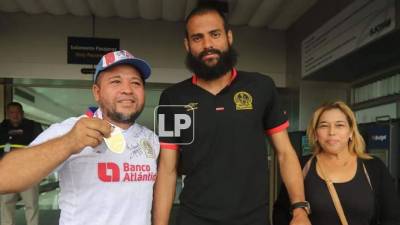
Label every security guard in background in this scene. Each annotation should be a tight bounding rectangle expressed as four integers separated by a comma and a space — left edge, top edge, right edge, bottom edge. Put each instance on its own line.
0, 102, 42, 225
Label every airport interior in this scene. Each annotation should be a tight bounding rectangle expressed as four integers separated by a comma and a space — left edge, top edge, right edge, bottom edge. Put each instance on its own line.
0, 0, 399, 224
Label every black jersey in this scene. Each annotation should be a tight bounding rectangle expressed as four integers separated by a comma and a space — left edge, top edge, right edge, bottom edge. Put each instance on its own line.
158, 69, 288, 223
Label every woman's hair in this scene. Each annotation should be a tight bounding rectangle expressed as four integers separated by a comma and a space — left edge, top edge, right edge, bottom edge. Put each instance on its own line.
306, 101, 371, 159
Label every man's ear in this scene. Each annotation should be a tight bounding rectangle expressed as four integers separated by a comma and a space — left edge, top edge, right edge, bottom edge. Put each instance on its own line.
92, 84, 100, 102
227, 30, 233, 45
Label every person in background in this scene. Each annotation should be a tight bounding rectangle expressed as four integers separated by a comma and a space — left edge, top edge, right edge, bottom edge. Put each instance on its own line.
273, 101, 400, 225
0, 102, 42, 225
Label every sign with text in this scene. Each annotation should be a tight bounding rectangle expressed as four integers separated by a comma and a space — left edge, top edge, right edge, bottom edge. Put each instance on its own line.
301, 0, 396, 77
67, 37, 119, 64
365, 124, 390, 149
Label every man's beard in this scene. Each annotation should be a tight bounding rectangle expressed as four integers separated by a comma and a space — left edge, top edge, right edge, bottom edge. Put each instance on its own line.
102, 104, 144, 125
185, 46, 238, 81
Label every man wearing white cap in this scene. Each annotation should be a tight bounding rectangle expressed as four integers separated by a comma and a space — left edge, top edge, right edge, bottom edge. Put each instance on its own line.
0, 50, 159, 225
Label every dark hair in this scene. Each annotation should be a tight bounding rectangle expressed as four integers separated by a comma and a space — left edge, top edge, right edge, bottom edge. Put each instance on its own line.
6, 102, 23, 112
185, 3, 230, 38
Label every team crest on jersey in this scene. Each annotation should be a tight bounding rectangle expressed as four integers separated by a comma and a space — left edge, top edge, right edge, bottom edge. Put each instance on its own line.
185, 102, 198, 111
234, 91, 253, 110
140, 139, 154, 159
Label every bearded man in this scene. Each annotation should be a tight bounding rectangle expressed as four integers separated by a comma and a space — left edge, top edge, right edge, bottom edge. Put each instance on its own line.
153, 4, 311, 225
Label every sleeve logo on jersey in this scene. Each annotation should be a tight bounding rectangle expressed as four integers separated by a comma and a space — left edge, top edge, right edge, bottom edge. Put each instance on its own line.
234, 91, 253, 110
97, 162, 157, 182
139, 139, 155, 159
184, 102, 198, 111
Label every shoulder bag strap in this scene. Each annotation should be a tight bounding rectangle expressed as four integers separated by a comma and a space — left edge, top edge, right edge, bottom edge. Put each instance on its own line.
362, 162, 373, 190
316, 156, 349, 225
302, 155, 315, 178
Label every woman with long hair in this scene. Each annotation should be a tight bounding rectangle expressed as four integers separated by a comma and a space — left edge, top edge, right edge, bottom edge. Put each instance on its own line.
273, 101, 400, 225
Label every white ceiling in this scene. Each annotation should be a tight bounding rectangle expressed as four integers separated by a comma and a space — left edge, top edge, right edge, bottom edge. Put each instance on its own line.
0, 0, 317, 30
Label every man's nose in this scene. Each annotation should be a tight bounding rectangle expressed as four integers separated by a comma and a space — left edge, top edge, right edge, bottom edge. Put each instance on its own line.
202, 36, 213, 49
120, 81, 133, 93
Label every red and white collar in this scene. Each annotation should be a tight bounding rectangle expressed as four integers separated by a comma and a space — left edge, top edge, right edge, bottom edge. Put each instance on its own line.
191, 68, 237, 86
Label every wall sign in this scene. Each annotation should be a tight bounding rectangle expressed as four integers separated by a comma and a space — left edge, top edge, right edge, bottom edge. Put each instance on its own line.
302, 0, 396, 78
68, 37, 119, 64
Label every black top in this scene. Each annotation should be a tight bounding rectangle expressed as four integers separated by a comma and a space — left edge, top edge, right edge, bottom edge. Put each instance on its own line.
158, 70, 288, 222
0, 118, 43, 157
305, 158, 374, 225
273, 155, 400, 225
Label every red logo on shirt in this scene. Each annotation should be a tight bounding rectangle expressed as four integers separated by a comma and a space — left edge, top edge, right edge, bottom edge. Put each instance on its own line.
98, 162, 120, 182
97, 162, 157, 182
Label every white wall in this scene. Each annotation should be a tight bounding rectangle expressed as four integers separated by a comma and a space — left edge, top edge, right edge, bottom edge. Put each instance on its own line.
299, 80, 349, 130
286, 0, 353, 130
0, 12, 287, 86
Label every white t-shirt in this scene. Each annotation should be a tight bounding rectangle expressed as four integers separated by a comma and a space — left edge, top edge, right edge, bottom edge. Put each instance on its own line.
31, 110, 160, 225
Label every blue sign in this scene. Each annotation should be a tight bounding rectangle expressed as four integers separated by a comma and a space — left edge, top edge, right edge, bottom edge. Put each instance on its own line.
365, 125, 390, 149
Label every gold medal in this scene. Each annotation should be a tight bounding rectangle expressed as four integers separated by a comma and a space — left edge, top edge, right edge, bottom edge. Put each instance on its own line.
104, 126, 126, 154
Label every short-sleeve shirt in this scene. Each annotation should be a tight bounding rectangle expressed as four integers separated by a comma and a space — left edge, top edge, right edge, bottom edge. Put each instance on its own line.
157, 69, 288, 221
31, 109, 160, 225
